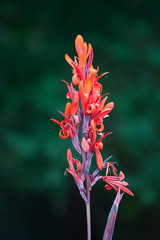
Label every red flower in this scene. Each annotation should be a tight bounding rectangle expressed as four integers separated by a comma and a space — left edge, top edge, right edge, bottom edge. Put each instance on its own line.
51, 35, 133, 240
65, 149, 87, 202
102, 171, 134, 196
66, 149, 82, 183
51, 35, 114, 169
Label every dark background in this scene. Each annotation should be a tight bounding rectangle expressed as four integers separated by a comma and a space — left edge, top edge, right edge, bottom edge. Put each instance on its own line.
0, 0, 160, 239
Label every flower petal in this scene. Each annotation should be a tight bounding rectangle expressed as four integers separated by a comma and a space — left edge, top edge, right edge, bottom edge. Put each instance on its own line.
72, 74, 80, 85
84, 77, 92, 94
103, 102, 114, 112
73, 159, 82, 172
75, 35, 87, 56
71, 91, 79, 115
65, 54, 74, 68
95, 149, 103, 170
79, 81, 89, 113
50, 118, 64, 128
65, 102, 72, 116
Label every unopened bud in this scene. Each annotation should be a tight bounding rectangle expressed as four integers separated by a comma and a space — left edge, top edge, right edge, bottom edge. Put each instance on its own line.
82, 137, 90, 153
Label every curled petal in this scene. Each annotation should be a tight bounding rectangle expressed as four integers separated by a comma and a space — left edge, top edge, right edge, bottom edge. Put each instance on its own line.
96, 123, 104, 132
59, 129, 69, 139
66, 91, 71, 99
86, 103, 96, 114
73, 160, 82, 172
105, 184, 112, 191
95, 142, 103, 149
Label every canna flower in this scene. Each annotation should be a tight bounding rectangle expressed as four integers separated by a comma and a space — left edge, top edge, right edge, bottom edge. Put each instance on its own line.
65, 149, 87, 201
51, 34, 133, 199
52, 35, 133, 240
51, 34, 114, 169
51, 83, 80, 140
102, 171, 134, 196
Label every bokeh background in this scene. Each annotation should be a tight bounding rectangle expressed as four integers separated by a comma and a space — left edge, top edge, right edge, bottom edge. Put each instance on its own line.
0, 0, 160, 239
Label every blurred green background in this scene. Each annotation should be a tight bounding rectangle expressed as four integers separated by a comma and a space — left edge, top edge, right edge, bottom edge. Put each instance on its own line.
0, 0, 160, 239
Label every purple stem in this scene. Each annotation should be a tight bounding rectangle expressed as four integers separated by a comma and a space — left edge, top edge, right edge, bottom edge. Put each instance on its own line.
85, 170, 91, 240
81, 115, 91, 240
81, 151, 91, 240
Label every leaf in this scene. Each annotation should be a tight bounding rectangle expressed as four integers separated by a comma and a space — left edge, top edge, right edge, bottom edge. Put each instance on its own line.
102, 189, 123, 240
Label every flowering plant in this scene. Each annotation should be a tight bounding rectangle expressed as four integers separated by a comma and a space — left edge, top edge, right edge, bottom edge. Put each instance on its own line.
51, 35, 133, 240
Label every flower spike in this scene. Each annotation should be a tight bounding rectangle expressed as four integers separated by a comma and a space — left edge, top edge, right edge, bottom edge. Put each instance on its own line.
51, 35, 133, 240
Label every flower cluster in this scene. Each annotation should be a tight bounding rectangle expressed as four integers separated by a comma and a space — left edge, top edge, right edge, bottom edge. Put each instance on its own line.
51, 35, 133, 201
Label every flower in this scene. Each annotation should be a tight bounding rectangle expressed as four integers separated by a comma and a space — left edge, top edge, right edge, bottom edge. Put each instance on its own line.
51, 35, 133, 240
65, 149, 87, 201
66, 148, 82, 183
102, 171, 134, 196
51, 35, 114, 169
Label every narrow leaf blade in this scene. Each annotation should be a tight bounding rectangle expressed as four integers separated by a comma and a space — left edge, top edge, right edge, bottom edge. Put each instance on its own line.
103, 189, 123, 240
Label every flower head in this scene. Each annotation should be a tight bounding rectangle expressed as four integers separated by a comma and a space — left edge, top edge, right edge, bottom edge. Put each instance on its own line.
51, 35, 114, 169
51, 35, 133, 201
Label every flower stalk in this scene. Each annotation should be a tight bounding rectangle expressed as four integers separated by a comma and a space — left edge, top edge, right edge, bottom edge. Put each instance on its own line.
85, 170, 91, 240
51, 35, 134, 240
